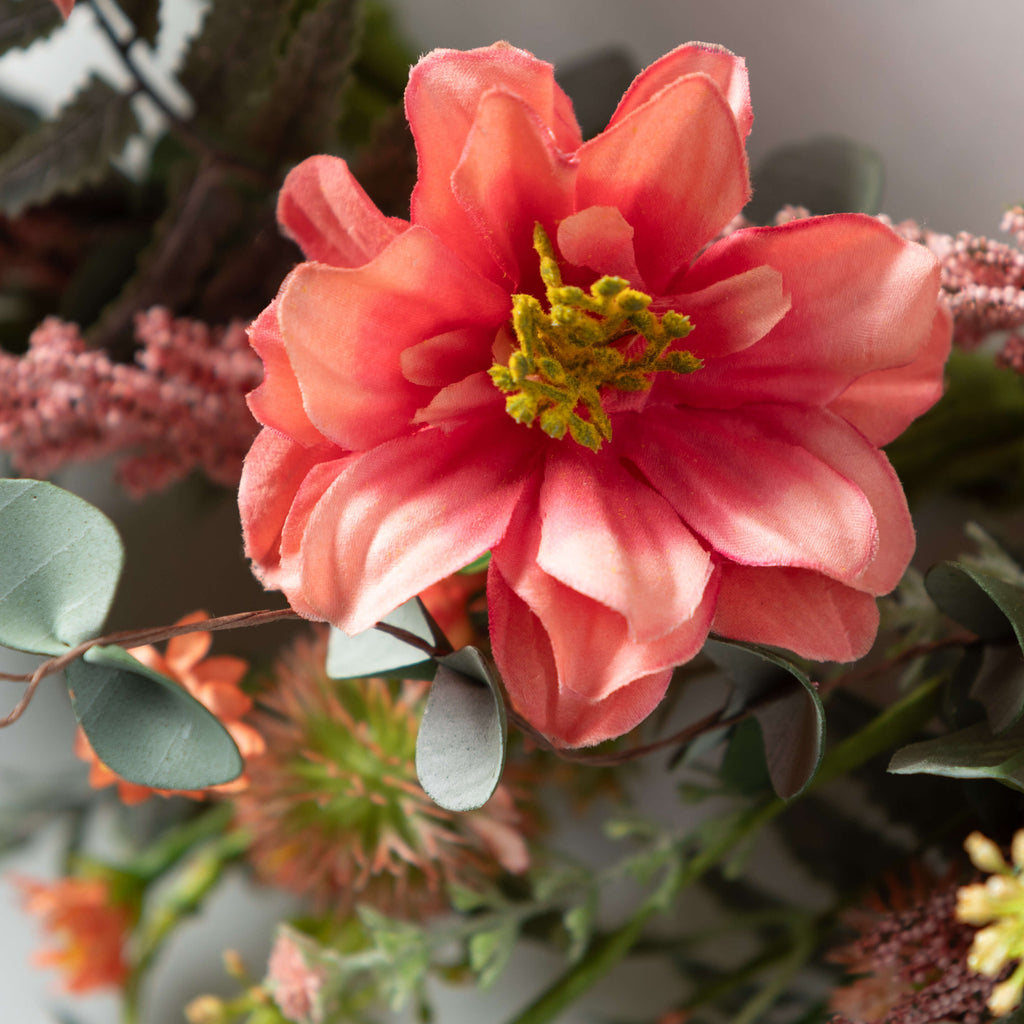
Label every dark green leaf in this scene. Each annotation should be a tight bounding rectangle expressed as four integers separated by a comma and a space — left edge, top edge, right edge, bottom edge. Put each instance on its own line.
0, 76, 138, 216
66, 644, 242, 790
926, 561, 1024, 645
253, 0, 360, 160
0, 0, 62, 59
415, 646, 507, 812
0, 479, 123, 656
326, 596, 438, 679
745, 136, 884, 224
117, 0, 160, 45
705, 638, 826, 799
888, 716, 1024, 792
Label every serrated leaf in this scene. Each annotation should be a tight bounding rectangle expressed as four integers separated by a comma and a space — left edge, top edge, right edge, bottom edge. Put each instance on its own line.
888, 717, 1024, 792
0, 479, 123, 656
469, 920, 518, 989
66, 644, 242, 790
0, 76, 138, 216
253, 0, 360, 159
745, 135, 884, 224
117, 0, 159, 45
415, 646, 507, 812
705, 639, 826, 799
326, 596, 437, 679
0, 0, 62, 58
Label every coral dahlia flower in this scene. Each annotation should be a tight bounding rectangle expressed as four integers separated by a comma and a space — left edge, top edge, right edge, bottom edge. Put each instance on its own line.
239, 42, 951, 747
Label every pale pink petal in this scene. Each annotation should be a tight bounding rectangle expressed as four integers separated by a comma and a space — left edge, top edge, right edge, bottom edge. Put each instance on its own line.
492, 490, 717, 702
277, 155, 406, 267
557, 206, 641, 283
576, 72, 749, 293
239, 428, 345, 599
741, 404, 913, 595
621, 407, 879, 583
488, 565, 698, 748
712, 564, 880, 662
451, 88, 577, 285
278, 228, 509, 451
407, 44, 581, 276
400, 328, 496, 387
296, 417, 533, 634
246, 302, 325, 447
673, 264, 790, 360
608, 43, 752, 140
666, 216, 943, 409
536, 447, 711, 642
414, 371, 502, 429
828, 304, 952, 445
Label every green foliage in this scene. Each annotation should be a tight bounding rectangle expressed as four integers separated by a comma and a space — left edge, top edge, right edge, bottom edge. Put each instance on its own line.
0, 76, 138, 216
415, 646, 507, 812
0, 0, 62, 58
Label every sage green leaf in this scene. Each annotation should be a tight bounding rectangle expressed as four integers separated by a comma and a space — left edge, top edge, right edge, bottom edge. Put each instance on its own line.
705, 638, 825, 799
926, 561, 1024, 645
888, 717, 1024, 793
746, 135, 884, 224
0, 479, 123, 656
66, 645, 242, 790
0, 0, 62, 59
0, 76, 138, 216
326, 596, 437, 679
415, 646, 507, 812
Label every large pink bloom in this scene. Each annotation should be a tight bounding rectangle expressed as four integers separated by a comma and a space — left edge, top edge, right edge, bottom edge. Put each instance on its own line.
239, 42, 951, 747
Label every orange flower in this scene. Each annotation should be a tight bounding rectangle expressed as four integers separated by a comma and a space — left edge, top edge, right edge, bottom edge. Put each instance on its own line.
418, 570, 486, 649
74, 611, 264, 803
14, 875, 132, 993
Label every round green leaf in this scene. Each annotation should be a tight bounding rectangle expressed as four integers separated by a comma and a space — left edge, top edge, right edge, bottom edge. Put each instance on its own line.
0, 479, 123, 656
925, 561, 1024, 645
415, 646, 507, 812
66, 644, 242, 790
326, 596, 437, 679
705, 638, 826, 799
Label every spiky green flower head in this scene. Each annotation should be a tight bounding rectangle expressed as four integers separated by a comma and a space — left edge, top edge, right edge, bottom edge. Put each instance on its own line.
233, 629, 529, 919
489, 223, 700, 451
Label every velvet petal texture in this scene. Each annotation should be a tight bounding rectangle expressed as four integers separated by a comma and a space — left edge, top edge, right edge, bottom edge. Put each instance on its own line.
240, 41, 950, 748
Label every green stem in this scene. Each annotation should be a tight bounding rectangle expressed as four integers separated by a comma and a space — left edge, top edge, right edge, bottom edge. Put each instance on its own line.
127, 803, 235, 882
504, 673, 944, 1024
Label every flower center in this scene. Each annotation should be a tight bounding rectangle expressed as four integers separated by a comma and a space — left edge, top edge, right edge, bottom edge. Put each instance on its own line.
488, 224, 701, 451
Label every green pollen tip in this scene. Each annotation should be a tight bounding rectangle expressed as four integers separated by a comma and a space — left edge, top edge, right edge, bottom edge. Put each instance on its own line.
490, 222, 702, 451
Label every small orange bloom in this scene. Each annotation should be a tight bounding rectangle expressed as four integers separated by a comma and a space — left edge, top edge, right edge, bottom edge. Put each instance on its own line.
74, 611, 265, 803
418, 571, 486, 649
14, 875, 132, 993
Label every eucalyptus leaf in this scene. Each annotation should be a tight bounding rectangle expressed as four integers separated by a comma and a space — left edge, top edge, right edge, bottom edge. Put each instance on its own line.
66, 645, 242, 790
745, 135, 884, 224
0, 76, 138, 216
415, 646, 507, 812
888, 717, 1024, 793
326, 596, 438, 679
925, 561, 1024, 645
705, 638, 825, 799
0, 479, 123, 656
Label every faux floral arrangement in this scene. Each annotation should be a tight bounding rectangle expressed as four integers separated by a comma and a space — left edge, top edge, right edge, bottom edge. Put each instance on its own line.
3, 2, 1024, 1023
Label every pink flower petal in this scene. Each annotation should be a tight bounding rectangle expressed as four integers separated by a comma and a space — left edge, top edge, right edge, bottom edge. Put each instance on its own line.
622, 406, 878, 583
407, 43, 581, 279
828, 304, 952, 445
488, 563, 710, 747
741, 403, 913, 595
608, 42, 752, 140
277, 155, 406, 267
246, 301, 325, 448
400, 328, 496, 387
536, 447, 711, 642
451, 88, 577, 285
557, 206, 641, 284
296, 417, 534, 634
576, 72, 749, 293
667, 215, 943, 409
414, 370, 503, 429
277, 227, 510, 450
712, 564, 880, 662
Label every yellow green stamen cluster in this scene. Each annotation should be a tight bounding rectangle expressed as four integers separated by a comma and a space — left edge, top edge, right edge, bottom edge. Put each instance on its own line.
958, 830, 1024, 1015
489, 223, 701, 451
